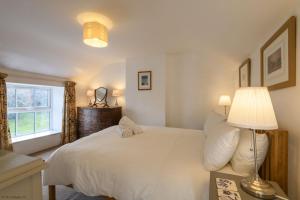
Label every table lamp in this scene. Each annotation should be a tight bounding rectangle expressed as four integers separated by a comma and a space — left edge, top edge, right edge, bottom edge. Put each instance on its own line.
86, 89, 94, 107
112, 89, 121, 106
218, 95, 231, 115
227, 87, 278, 199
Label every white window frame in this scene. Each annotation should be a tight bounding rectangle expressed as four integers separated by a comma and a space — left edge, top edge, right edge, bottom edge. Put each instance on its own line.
7, 83, 53, 138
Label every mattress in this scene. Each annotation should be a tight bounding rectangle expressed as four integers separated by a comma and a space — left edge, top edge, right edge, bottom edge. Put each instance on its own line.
43, 125, 243, 200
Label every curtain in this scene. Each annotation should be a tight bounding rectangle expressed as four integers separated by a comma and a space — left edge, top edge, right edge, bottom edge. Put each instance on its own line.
0, 73, 13, 151
61, 81, 77, 144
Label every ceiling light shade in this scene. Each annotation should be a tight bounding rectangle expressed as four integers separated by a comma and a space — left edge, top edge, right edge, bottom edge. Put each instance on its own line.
77, 12, 113, 29
218, 95, 231, 106
77, 12, 113, 48
227, 87, 278, 130
83, 22, 108, 48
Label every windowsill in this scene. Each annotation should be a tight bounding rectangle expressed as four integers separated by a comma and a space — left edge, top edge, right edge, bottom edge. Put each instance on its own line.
12, 131, 61, 143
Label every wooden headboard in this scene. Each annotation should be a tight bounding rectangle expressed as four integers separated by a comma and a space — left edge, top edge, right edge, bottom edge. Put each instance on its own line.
259, 130, 288, 193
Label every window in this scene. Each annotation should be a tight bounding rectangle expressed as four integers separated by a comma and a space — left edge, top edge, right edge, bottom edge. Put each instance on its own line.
7, 83, 64, 139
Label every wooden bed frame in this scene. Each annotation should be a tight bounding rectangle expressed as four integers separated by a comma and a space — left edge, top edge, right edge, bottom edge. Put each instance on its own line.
48, 129, 288, 200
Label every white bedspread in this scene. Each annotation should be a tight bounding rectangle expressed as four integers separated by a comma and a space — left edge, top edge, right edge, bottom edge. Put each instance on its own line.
43, 126, 238, 200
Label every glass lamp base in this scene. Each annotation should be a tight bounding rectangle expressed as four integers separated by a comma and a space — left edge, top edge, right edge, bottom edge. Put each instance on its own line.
240, 175, 276, 199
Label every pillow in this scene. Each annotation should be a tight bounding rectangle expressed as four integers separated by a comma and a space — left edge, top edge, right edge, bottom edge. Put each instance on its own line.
231, 129, 269, 174
119, 116, 143, 136
203, 122, 240, 171
203, 111, 226, 133
117, 125, 134, 138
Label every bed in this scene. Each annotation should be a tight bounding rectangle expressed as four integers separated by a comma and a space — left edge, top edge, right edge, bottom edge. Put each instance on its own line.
43, 125, 288, 200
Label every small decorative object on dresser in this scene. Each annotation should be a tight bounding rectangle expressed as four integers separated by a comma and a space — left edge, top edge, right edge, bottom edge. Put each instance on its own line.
77, 106, 122, 138
261, 16, 296, 91
0, 150, 45, 200
112, 89, 121, 106
86, 89, 94, 107
228, 87, 279, 199
239, 58, 251, 87
218, 95, 231, 115
138, 71, 152, 90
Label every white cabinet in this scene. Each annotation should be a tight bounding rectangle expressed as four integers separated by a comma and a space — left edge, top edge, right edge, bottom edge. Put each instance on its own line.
0, 150, 45, 200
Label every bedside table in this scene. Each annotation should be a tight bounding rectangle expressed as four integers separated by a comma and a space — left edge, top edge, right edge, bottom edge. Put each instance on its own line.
210, 171, 288, 200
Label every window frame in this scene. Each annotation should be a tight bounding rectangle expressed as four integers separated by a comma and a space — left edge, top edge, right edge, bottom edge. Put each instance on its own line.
7, 83, 53, 138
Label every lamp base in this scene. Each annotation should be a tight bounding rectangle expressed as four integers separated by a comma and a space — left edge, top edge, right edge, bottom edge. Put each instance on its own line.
240, 175, 276, 199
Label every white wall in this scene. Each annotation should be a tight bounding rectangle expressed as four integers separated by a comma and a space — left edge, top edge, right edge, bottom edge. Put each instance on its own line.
125, 55, 166, 126
166, 53, 237, 129
248, 6, 300, 199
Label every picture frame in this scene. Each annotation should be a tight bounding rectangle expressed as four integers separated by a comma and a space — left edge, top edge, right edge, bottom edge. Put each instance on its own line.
239, 58, 251, 87
261, 16, 296, 91
138, 71, 152, 90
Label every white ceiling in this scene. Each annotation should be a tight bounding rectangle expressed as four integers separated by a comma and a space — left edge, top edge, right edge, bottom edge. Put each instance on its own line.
0, 0, 296, 78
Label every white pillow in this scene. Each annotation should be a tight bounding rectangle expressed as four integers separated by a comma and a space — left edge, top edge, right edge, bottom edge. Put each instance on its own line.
117, 126, 133, 138
119, 116, 143, 137
203, 122, 240, 171
204, 111, 226, 133
231, 129, 269, 174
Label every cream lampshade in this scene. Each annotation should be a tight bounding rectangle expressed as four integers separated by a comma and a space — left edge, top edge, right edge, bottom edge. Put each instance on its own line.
228, 87, 278, 130
86, 90, 94, 97
112, 89, 121, 106
112, 89, 121, 97
218, 95, 231, 115
227, 87, 278, 199
218, 95, 231, 106
86, 89, 94, 106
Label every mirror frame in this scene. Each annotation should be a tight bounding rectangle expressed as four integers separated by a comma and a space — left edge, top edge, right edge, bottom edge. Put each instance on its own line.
93, 87, 109, 107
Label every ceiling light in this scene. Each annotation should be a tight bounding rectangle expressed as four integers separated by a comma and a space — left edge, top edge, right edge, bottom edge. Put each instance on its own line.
77, 12, 113, 48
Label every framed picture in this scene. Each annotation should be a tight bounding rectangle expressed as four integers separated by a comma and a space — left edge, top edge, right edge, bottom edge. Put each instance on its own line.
261, 16, 296, 90
239, 58, 251, 87
138, 71, 152, 90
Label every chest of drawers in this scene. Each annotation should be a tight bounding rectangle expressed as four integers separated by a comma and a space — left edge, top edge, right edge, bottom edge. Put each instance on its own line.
77, 107, 122, 138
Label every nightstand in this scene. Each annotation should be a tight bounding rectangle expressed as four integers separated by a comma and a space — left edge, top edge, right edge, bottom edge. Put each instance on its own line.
210, 171, 288, 200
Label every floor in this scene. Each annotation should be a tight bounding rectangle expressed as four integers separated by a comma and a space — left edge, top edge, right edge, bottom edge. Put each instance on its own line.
32, 147, 104, 200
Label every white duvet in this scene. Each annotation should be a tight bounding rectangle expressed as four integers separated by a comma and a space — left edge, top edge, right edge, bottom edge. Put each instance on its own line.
43, 126, 238, 200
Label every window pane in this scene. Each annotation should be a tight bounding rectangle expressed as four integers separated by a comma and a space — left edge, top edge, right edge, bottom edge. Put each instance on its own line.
17, 112, 34, 136
36, 112, 50, 132
16, 88, 33, 107
7, 87, 16, 108
33, 89, 49, 107
8, 113, 16, 137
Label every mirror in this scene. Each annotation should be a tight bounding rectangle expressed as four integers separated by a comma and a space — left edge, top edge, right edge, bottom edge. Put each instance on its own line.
94, 87, 109, 107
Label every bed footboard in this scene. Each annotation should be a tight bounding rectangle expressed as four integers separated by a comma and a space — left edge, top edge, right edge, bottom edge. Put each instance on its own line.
48, 185, 116, 200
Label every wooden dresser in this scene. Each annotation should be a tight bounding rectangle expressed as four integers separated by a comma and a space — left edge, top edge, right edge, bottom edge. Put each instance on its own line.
77, 107, 122, 138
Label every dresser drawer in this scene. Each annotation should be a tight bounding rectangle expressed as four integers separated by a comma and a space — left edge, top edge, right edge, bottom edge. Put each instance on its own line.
77, 107, 122, 138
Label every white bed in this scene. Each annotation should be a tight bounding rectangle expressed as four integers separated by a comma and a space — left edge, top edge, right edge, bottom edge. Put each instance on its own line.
43, 125, 243, 200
